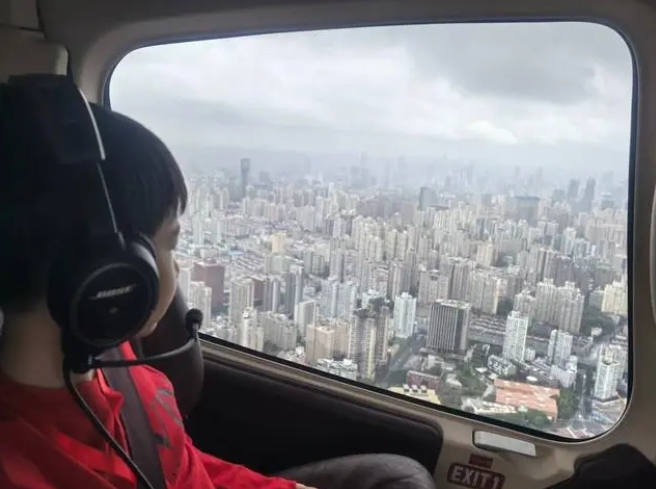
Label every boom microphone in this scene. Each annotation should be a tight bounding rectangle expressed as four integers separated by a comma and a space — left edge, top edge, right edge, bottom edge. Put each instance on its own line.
64, 309, 203, 373
89, 308, 202, 370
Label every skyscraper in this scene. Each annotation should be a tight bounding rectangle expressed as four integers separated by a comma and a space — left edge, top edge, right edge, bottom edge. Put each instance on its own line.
349, 301, 391, 381
427, 300, 471, 354
393, 292, 417, 338
229, 278, 255, 327
567, 179, 580, 202
192, 261, 225, 310
284, 268, 304, 319
582, 177, 596, 212
262, 277, 281, 313
418, 186, 437, 210
502, 311, 529, 362
239, 157, 251, 199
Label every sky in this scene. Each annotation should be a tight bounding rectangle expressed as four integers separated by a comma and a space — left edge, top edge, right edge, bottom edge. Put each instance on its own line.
109, 22, 633, 176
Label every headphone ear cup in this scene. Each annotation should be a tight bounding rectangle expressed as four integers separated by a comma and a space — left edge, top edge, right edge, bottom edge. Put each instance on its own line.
122, 234, 161, 317
48, 234, 161, 354
130, 235, 160, 305
135, 233, 157, 259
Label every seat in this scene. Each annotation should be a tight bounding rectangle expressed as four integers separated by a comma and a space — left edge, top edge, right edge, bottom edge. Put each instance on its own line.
137, 287, 437, 489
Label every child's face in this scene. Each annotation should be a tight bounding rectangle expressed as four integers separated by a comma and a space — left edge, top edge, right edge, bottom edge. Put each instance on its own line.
134, 214, 181, 338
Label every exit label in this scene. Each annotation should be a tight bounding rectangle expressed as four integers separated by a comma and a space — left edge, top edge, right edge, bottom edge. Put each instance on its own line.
447, 463, 505, 489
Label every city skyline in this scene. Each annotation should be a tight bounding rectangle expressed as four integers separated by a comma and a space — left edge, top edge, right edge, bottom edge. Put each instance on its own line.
169, 164, 628, 440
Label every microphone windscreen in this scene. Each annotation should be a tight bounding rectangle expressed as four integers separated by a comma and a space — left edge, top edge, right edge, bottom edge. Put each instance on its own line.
185, 308, 203, 330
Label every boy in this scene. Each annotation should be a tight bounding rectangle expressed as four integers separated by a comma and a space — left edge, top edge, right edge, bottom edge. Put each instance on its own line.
0, 101, 313, 489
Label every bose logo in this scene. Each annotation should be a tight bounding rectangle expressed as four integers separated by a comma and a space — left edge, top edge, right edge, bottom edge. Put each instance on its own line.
90, 284, 136, 300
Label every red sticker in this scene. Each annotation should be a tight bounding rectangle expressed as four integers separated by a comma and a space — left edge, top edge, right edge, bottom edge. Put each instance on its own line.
447, 463, 505, 489
468, 454, 494, 469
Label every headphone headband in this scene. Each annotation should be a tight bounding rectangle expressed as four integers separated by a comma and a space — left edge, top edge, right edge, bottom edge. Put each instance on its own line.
4, 75, 105, 166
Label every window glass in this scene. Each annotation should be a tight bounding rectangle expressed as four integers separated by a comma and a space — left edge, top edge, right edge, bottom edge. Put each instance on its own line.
110, 22, 632, 439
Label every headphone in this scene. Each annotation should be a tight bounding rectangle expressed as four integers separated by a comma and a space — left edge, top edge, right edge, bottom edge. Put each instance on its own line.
1, 74, 199, 373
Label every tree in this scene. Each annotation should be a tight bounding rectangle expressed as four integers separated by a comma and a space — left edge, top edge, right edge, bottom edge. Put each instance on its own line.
263, 341, 282, 356
554, 388, 579, 421
426, 365, 442, 376
457, 369, 486, 397
497, 298, 514, 317
579, 306, 616, 337
483, 392, 496, 402
488, 413, 521, 425
523, 409, 551, 429
489, 409, 552, 431
387, 369, 410, 386
369, 297, 386, 313
494, 255, 509, 268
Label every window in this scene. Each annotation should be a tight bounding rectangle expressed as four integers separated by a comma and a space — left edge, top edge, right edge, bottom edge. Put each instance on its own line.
110, 21, 633, 439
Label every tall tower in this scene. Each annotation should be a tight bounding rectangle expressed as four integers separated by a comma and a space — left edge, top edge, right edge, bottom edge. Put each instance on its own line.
427, 300, 471, 354
240, 158, 251, 200
228, 278, 255, 327
581, 177, 596, 212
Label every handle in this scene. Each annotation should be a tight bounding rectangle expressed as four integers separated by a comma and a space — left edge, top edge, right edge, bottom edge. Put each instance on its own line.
473, 431, 537, 457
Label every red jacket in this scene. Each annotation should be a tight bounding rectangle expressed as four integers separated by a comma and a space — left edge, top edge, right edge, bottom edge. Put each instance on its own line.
0, 342, 296, 489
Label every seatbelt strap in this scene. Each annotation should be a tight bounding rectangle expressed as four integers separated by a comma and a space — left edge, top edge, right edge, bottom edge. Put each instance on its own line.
101, 347, 167, 489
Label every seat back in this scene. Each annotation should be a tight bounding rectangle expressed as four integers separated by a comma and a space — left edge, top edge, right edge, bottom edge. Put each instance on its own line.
132, 287, 204, 417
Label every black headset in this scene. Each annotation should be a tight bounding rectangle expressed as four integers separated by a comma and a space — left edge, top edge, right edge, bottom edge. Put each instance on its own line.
1, 74, 200, 373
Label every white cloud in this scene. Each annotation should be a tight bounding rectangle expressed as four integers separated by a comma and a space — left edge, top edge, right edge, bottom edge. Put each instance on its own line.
110, 22, 633, 166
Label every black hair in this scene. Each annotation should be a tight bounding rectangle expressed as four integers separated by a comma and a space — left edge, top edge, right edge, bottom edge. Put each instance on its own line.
0, 103, 187, 313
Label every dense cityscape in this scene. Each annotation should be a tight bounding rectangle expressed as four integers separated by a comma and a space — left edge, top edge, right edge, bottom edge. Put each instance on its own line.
174, 153, 629, 440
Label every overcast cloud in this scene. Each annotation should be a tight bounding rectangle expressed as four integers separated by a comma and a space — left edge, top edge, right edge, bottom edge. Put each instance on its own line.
110, 21, 633, 174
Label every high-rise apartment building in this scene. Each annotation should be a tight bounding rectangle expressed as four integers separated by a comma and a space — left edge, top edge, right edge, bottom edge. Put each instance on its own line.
427, 300, 471, 354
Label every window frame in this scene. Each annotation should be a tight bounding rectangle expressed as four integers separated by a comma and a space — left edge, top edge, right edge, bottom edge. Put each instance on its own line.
105, 19, 637, 444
